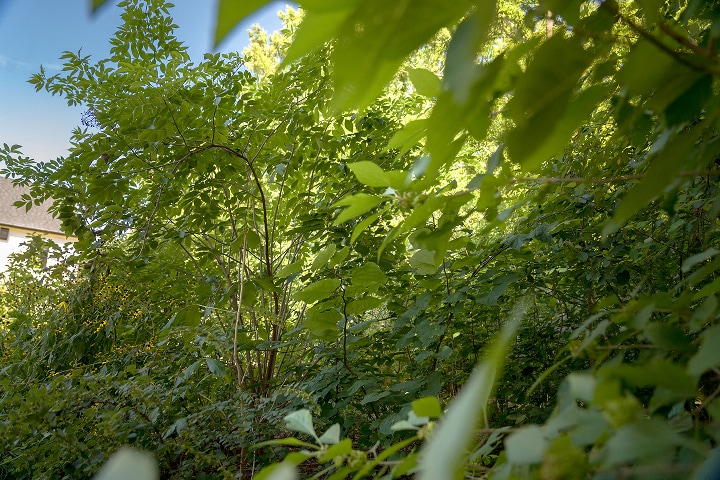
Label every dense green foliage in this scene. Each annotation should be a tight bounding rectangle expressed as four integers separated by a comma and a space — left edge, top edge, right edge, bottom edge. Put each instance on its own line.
2, 0, 720, 478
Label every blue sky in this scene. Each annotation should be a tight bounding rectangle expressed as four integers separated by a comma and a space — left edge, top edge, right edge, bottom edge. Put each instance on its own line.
0, 0, 285, 161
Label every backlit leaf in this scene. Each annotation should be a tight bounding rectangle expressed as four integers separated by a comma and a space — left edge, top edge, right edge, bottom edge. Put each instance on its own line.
407, 68, 441, 98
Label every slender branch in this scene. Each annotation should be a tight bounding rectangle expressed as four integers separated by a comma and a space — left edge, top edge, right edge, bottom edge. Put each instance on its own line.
233, 230, 248, 389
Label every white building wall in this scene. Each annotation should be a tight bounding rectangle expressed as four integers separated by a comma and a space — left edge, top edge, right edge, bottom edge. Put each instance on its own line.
0, 227, 75, 272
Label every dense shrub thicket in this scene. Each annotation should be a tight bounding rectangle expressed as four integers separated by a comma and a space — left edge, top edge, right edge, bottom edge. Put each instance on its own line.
2, 0, 720, 478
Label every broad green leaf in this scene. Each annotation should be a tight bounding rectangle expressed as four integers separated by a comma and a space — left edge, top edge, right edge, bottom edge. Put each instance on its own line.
345, 296, 384, 315
417, 296, 531, 480
332, 193, 384, 225
409, 249, 437, 275
173, 307, 201, 327
282, 5, 356, 65
386, 119, 428, 157
567, 373, 597, 403
444, 2, 496, 103
284, 409, 318, 440
254, 462, 298, 480
412, 396, 442, 418
255, 275, 281, 293
205, 358, 228, 377
507, 82, 608, 171
318, 424, 341, 445
361, 390, 390, 404
276, 260, 304, 279
351, 210, 384, 244
505, 35, 593, 124
617, 39, 674, 95
408, 68, 442, 98
331, 0, 473, 111
643, 323, 693, 352
214, 0, 269, 46
505, 425, 549, 464
604, 125, 703, 235
347, 161, 406, 189
294, 278, 341, 303
425, 54, 505, 177
682, 248, 720, 273
601, 360, 696, 397
665, 74, 712, 126
91, 0, 110, 12
688, 325, 720, 376
93, 448, 159, 480
310, 244, 337, 271
350, 262, 388, 286
319, 438, 352, 462
694, 278, 720, 301
328, 246, 350, 268
175, 360, 200, 387
304, 308, 341, 339
601, 418, 686, 467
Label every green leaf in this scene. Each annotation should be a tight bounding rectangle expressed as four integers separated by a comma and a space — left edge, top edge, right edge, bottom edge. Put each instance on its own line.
506, 35, 593, 124
205, 358, 228, 377
319, 424, 341, 445
408, 68, 441, 98
601, 418, 686, 467
255, 275, 281, 293
417, 296, 531, 480
505, 425, 549, 464
351, 210, 384, 243
617, 39, 674, 95
276, 260, 304, 279
444, 2, 496, 103
350, 262, 388, 286
643, 323, 693, 352
254, 462, 298, 480
347, 161, 406, 189
694, 278, 720, 301
507, 83, 608, 170
304, 307, 341, 339
90, 0, 110, 12
282, 4, 356, 65
345, 296, 384, 315
214, 0, 269, 47
284, 409, 318, 440
332, 194, 384, 225
412, 397, 442, 419
602, 360, 696, 397
294, 278, 341, 303
331, 0, 473, 111
688, 325, 720, 376
311, 244, 337, 271
409, 249, 438, 275
361, 390, 390, 404
665, 74, 713, 126
253, 438, 318, 450
319, 438, 352, 462
604, 125, 703, 235
682, 248, 720, 273
386, 119, 428, 157
93, 447, 159, 480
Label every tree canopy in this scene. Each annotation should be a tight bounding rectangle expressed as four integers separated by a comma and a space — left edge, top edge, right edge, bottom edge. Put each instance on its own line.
2, 0, 720, 478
